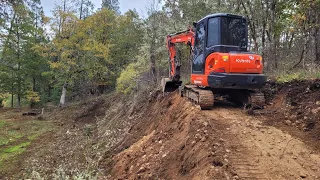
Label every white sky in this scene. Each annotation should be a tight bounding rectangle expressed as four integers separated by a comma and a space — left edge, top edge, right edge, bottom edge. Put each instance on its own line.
40, 0, 155, 18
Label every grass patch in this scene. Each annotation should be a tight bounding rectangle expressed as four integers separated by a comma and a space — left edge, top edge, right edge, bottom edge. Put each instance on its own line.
27, 134, 39, 141
0, 110, 55, 173
0, 142, 31, 168
270, 68, 320, 83
0, 121, 5, 128
2, 142, 30, 153
0, 120, 54, 146
276, 72, 301, 83
0, 121, 8, 146
0, 138, 9, 147
0, 124, 24, 146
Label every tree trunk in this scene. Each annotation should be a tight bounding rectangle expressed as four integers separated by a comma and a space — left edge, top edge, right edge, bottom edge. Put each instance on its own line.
48, 85, 51, 102
59, 84, 67, 106
33, 77, 36, 91
149, 13, 157, 84
17, 94, 21, 109
273, 35, 278, 69
17, 71, 21, 109
290, 33, 309, 70
11, 71, 14, 108
315, 29, 320, 65
16, 16, 21, 109
80, 0, 84, 19
240, 1, 258, 52
262, 19, 266, 69
30, 77, 36, 108
11, 93, 13, 108
150, 46, 156, 84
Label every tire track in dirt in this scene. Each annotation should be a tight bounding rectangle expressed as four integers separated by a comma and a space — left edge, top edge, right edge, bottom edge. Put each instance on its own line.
203, 107, 320, 179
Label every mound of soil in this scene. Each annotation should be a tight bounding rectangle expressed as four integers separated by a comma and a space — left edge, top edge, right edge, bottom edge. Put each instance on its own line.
109, 94, 232, 179
263, 79, 320, 149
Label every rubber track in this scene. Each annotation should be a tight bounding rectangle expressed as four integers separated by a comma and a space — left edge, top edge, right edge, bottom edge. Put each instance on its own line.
184, 85, 214, 110
250, 92, 265, 109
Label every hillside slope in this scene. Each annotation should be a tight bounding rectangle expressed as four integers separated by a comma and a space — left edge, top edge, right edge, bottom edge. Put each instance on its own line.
1, 80, 319, 179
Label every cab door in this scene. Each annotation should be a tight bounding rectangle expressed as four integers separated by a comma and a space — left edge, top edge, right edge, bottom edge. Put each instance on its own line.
192, 22, 205, 74
191, 21, 210, 86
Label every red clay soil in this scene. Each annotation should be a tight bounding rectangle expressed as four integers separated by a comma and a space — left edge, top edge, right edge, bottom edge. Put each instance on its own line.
109, 94, 232, 179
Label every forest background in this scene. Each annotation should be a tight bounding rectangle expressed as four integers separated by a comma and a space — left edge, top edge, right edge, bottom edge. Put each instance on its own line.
0, 0, 319, 108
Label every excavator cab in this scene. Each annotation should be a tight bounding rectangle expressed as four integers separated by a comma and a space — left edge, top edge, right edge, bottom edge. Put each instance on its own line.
192, 14, 248, 75
191, 14, 265, 89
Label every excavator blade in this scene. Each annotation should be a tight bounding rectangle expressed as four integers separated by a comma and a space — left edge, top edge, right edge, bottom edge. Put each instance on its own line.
161, 78, 182, 93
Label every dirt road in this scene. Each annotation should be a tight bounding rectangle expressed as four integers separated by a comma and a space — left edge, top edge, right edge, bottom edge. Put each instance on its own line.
204, 107, 320, 179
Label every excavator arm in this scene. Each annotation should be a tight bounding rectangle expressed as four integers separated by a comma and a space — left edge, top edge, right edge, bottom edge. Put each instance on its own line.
166, 28, 195, 82
162, 28, 194, 93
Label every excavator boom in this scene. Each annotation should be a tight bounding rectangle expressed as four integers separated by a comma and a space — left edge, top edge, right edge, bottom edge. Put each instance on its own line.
162, 28, 194, 92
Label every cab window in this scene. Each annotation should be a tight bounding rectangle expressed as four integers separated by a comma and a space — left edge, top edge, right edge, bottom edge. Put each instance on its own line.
193, 22, 205, 73
207, 17, 220, 47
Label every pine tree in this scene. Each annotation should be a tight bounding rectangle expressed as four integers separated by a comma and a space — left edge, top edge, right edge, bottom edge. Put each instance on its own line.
101, 0, 120, 13
0, 0, 48, 108
75, 0, 94, 20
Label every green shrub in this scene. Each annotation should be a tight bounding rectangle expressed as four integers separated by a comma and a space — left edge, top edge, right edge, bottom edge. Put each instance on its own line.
116, 56, 148, 94
116, 63, 139, 94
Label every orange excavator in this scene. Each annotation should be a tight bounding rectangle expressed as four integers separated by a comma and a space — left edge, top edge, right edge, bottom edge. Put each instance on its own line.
162, 13, 267, 109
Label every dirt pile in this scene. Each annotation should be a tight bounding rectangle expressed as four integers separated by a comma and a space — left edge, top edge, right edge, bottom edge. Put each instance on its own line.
110, 94, 233, 179
263, 79, 320, 149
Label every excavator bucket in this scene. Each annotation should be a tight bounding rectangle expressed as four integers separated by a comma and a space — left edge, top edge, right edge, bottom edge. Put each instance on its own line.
161, 78, 182, 93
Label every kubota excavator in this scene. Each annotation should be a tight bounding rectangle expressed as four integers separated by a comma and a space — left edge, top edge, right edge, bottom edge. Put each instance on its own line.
162, 13, 267, 110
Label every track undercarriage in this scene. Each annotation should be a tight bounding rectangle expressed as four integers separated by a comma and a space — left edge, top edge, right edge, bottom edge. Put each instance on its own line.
180, 85, 265, 111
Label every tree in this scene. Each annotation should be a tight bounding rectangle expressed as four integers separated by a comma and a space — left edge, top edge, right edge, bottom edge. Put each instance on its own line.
40, 8, 121, 105
101, 0, 120, 13
108, 10, 144, 86
297, 0, 320, 65
75, 0, 94, 20
25, 3, 50, 107
0, 0, 47, 108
